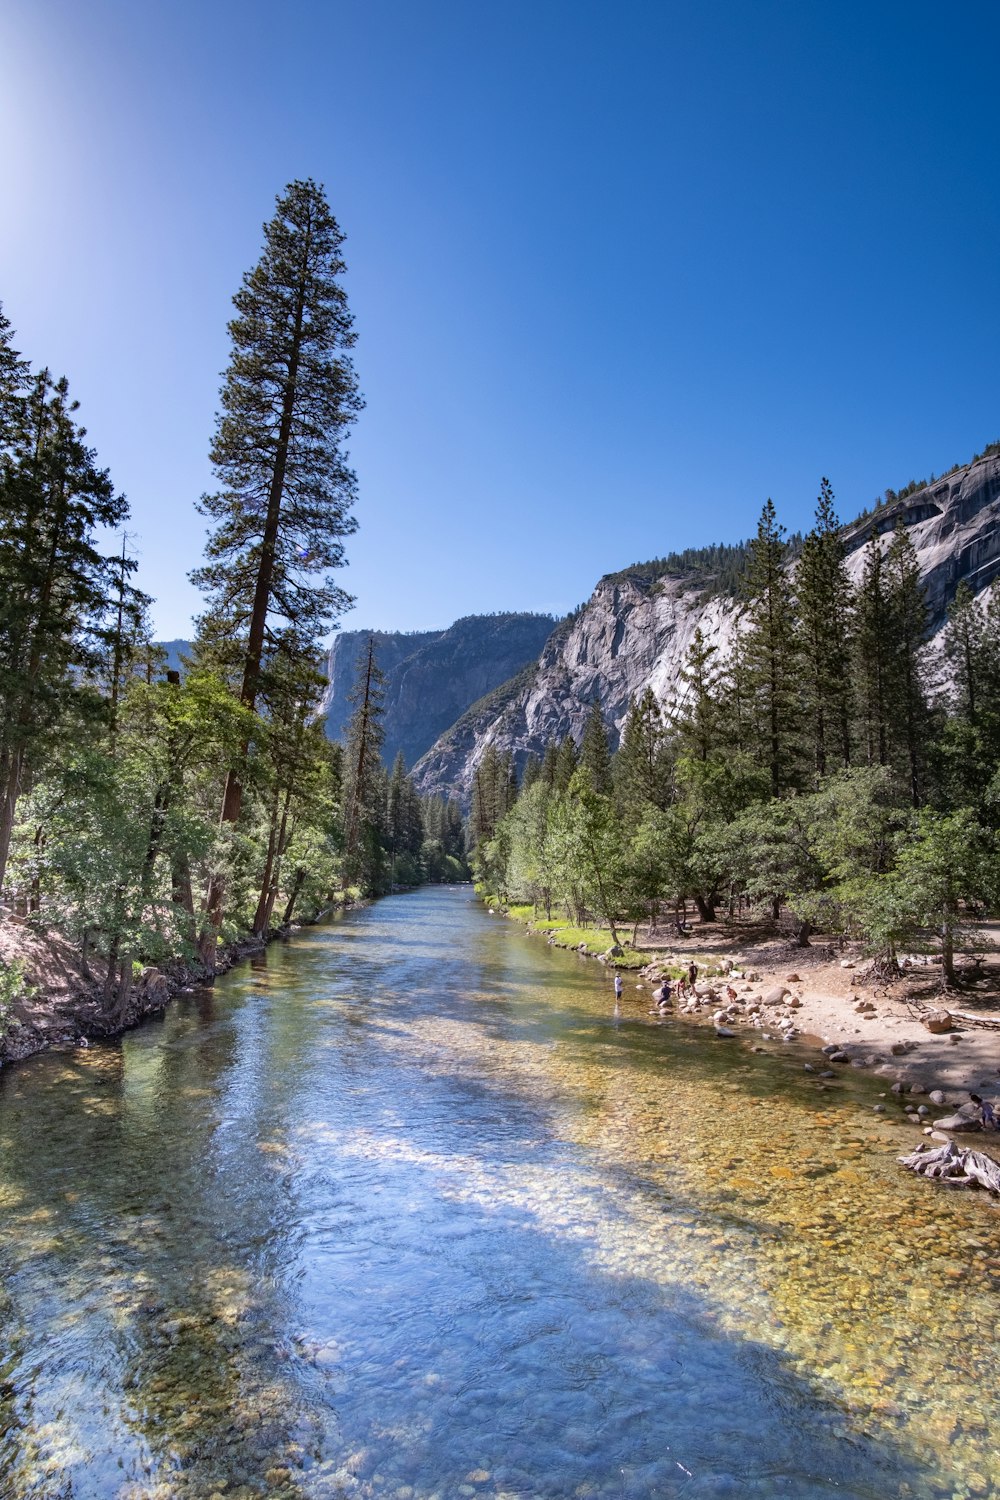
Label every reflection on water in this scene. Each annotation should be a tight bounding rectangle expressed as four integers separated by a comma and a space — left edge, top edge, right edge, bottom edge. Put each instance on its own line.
0, 888, 998, 1499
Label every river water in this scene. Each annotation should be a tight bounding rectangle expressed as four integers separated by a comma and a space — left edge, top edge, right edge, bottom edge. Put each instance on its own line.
0, 887, 998, 1500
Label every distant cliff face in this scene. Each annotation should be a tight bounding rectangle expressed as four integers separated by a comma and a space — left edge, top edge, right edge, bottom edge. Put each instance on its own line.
321, 614, 556, 769
412, 452, 1000, 803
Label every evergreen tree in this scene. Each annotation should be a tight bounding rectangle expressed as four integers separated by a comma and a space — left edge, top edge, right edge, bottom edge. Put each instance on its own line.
342, 637, 386, 891
539, 739, 560, 792
885, 520, 931, 806
192, 179, 361, 955
614, 688, 671, 813
797, 478, 853, 776
553, 733, 579, 792
855, 536, 892, 769
673, 629, 723, 764
0, 367, 129, 892
741, 499, 801, 796
579, 697, 613, 795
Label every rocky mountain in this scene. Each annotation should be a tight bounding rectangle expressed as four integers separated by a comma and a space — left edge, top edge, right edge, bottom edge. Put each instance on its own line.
320, 614, 556, 770
412, 450, 1000, 802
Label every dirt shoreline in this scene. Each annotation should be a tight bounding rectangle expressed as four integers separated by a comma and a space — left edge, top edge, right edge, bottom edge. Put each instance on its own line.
0, 911, 349, 1070
514, 911, 1000, 1110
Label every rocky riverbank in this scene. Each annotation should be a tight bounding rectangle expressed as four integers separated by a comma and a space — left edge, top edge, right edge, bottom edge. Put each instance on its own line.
629, 938, 1000, 1137
0, 917, 315, 1068
500, 903, 1000, 1118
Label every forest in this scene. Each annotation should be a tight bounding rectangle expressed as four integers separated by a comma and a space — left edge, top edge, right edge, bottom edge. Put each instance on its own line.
0, 180, 466, 1030
473, 482, 1000, 984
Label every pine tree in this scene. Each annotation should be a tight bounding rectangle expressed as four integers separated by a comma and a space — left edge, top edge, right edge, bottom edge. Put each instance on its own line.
539, 739, 560, 792
342, 636, 386, 890
192, 179, 361, 955
741, 499, 801, 796
885, 520, 931, 806
0, 368, 128, 891
614, 688, 671, 813
553, 733, 579, 793
579, 698, 613, 795
673, 628, 723, 764
797, 478, 853, 776
855, 536, 892, 769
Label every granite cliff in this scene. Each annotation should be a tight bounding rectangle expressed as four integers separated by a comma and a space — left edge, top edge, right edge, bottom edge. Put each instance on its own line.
412, 451, 1000, 802
320, 613, 556, 769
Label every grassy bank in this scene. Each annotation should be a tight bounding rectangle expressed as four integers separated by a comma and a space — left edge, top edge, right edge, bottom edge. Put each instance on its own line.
480, 895, 655, 969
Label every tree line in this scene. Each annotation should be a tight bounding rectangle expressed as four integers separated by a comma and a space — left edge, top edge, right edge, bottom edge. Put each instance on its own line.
0, 180, 465, 1024
475, 484, 1000, 981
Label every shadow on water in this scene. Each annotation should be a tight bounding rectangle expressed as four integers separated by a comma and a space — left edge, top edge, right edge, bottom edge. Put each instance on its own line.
0, 887, 995, 1498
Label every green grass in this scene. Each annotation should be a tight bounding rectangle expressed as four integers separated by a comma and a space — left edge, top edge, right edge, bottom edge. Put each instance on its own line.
487, 901, 653, 968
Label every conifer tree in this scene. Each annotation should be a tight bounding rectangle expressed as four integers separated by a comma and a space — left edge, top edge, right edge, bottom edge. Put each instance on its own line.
0, 368, 128, 891
855, 537, 891, 769
614, 688, 671, 813
539, 739, 560, 792
797, 479, 853, 776
553, 733, 579, 792
674, 629, 723, 764
885, 520, 931, 806
192, 179, 361, 954
579, 698, 613, 795
741, 499, 801, 796
342, 636, 386, 890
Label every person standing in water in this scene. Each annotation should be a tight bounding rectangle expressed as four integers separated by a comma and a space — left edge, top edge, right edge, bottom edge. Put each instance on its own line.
614, 973, 623, 1000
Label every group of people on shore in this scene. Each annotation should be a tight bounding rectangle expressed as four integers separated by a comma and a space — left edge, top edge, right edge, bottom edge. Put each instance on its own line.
610, 962, 702, 1014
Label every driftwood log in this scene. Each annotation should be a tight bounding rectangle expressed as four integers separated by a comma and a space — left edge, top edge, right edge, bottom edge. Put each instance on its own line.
899, 1140, 1000, 1195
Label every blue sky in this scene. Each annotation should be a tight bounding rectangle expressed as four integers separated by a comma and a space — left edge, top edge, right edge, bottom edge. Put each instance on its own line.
1, 0, 998, 639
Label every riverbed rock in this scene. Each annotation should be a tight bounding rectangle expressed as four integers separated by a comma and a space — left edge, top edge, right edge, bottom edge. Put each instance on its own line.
923, 1010, 954, 1034
714, 1026, 736, 1038
932, 1113, 982, 1132
929, 1089, 947, 1106
785, 973, 801, 983
764, 985, 789, 1005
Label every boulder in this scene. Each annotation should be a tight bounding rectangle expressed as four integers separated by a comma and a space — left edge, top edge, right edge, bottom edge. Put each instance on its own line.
764, 985, 789, 1005
785, 973, 802, 983
928, 1089, 947, 1106
923, 1010, 953, 1034
932, 1113, 982, 1133
714, 1026, 736, 1039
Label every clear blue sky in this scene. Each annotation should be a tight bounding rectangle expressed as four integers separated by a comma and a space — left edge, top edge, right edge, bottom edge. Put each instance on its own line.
2, 0, 998, 639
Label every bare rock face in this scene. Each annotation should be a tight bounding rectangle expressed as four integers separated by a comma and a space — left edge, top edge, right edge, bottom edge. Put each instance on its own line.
411, 451, 1000, 803
320, 614, 555, 770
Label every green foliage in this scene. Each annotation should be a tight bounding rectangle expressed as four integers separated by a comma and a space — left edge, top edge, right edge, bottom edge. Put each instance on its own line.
0, 955, 35, 1035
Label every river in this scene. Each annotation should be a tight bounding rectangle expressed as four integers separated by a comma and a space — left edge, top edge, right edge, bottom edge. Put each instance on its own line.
0, 887, 997, 1500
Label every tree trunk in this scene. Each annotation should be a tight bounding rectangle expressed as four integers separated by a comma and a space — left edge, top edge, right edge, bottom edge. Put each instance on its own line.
941, 922, 955, 984
694, 894, 716, 923
0, 748, 23, 897
281, 868, 305, 927
794, 917, 813, 947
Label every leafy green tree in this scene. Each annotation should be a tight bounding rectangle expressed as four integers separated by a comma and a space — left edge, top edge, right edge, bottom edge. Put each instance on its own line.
192, 179, 361, 954
893, 807, 998, 982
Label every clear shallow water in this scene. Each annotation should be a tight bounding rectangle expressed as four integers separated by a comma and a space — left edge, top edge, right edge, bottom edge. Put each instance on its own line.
0, 888, 998, 1500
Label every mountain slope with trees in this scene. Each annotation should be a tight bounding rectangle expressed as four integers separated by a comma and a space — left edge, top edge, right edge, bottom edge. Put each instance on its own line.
412, 451, 1000, 804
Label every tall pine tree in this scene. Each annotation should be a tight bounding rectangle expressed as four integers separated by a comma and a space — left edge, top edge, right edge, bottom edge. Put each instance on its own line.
192, 180, 362, 958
